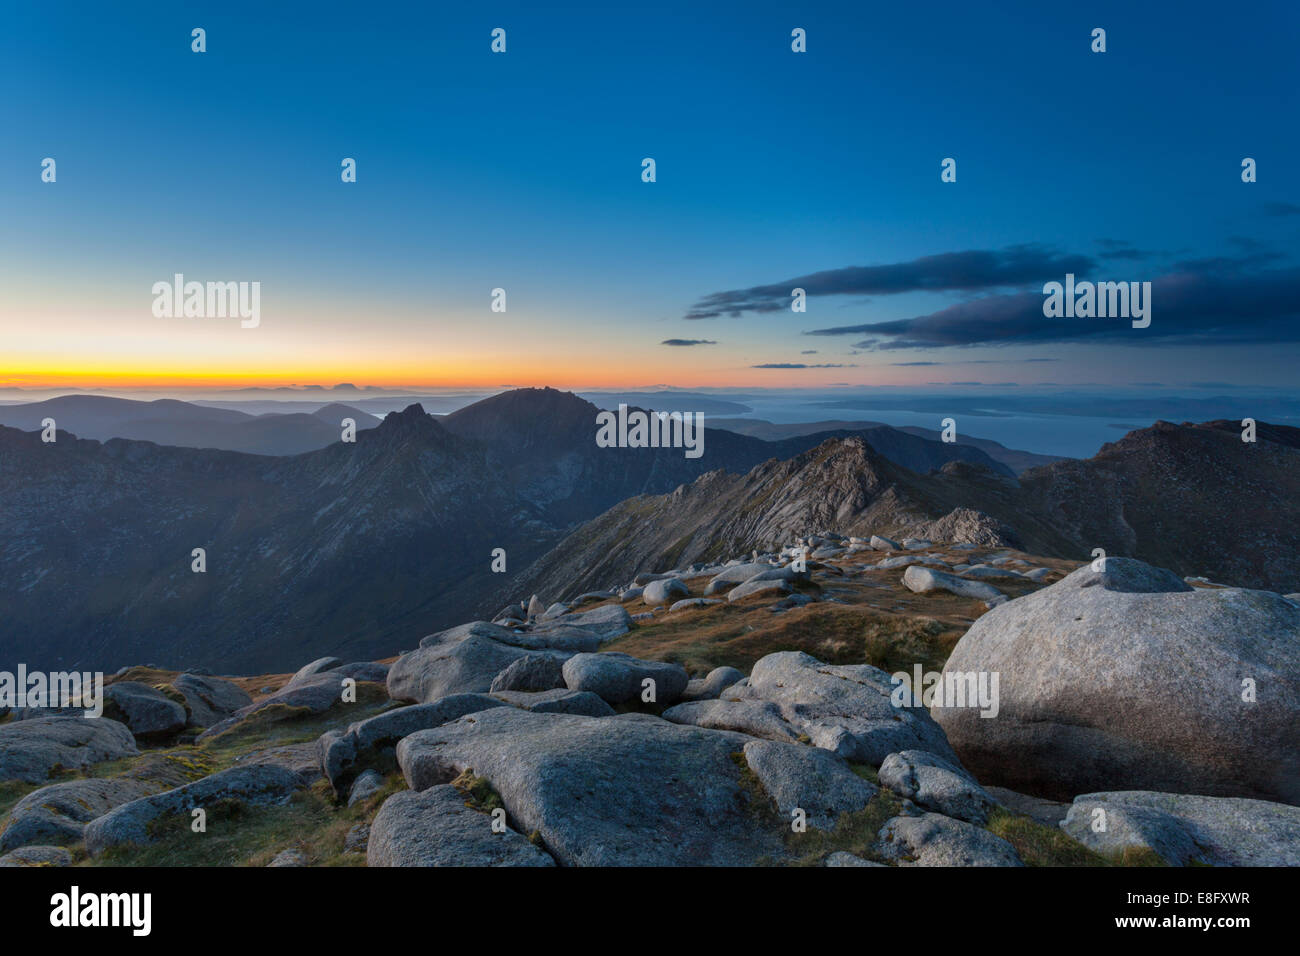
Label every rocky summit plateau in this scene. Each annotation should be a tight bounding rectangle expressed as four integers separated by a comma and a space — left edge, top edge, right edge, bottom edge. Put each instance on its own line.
3, 528, 1297, 868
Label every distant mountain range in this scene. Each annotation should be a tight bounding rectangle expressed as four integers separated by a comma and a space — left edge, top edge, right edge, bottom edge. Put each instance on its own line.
4, 388, 1293, 672
506, 419, 1300, 605
0, 388, 1020, 672
0, 396, 381, 455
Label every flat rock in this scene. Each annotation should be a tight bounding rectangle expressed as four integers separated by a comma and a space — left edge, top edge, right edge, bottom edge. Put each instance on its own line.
541, 603, 632, 641
870, 535, 901, 551
0, 716, 138, 783
1061, 791, 1300, 866
876, 813, 1023, 867
878, 749, 996, 824
367, 785, 555, 867
935, 558, 1300, 803
743, 739, 877, 829
396, 708, 785, 866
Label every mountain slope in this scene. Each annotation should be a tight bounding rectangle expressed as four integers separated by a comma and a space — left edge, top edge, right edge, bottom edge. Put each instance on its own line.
0, 406, 540, 672
441, 388, 1013, 525
505, 420, 1300, 604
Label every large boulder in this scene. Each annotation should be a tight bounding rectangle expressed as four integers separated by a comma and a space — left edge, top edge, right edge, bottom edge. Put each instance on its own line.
367, 786, 556, 867
642, 578, 690, 606
561, 653, 689, 706
537, 603, 632, 642
83, 765, 303, 855
396, 708, 787, 866
1060, 791, 1300, 866
170, 674, 252, 728
902, 565, 1006, 605
703, 563, 773, 595
0, 717, 138, 783
103, 682, 187, 737
935, 558, 1300, 804
672, 651, 958, 766
0, 778, 155, 852
388, 634, 533, 704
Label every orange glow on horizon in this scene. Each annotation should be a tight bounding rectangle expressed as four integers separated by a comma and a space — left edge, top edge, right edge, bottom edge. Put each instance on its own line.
0, 362, 875, 392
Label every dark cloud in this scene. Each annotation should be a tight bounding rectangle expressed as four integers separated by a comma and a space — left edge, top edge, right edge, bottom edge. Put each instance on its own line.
751, 363, 856, 369
660, 338, 716, 346
800, 349, 818, 354
891, 361, 941, 366
1262, 201, 1300, 217
809, 264, 1300, 349
1094, 239, 1161, 261
684, 245, 1095, 319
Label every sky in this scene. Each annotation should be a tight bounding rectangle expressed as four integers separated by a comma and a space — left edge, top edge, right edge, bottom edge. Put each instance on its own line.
2, 1, 1298, 392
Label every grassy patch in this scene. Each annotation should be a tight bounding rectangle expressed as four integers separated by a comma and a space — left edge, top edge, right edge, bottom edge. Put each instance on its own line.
983, 807, 1163, 867
729, 751, 778, 823
0, 779, 40, 821
88, 772, 406, 868
779, 790, 905, 866
609, 601, 963, 675
451, 769, 503, 814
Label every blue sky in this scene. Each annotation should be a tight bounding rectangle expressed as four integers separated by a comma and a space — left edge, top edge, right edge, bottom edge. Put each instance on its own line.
2, 0, 1298, 389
